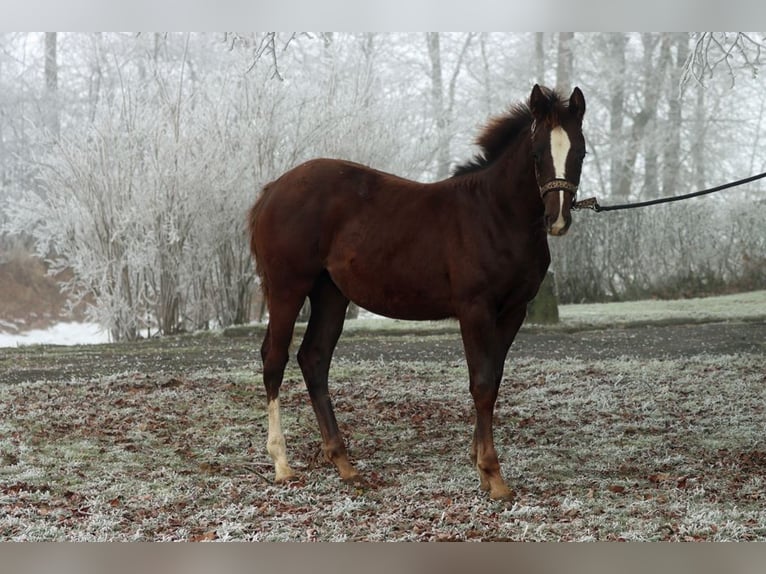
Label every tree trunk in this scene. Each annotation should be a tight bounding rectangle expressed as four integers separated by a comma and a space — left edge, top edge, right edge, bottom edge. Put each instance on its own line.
608, 33, 629, 200
640, 33, 672, 199
44, 32, 60, 139
0, 55, 5, 187
88, 33, 103, 123
479, 33, 493, 116
535, 33, 545, 85
357, 33, 375, 109
556, 32, 574, 92
426, 33, 473, 179
427, 33, 450, 179
617, 33, 672, 201
692, 81, 707, 190
662, 33, 689, 196
346, 303, 360, 319
527, 272, 560, 324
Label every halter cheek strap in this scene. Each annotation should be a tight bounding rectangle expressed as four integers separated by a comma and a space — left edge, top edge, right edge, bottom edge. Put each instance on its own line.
539, 178, 578, 199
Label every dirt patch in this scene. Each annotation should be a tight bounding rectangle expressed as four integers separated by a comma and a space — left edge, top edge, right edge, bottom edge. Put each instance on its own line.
1, 320, 764, 385
337, 321, 766, 363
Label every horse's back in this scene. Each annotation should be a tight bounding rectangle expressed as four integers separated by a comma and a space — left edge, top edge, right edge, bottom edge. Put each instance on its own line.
251, 159, 461, 318
273, 158, 418, 202
256, 158, 441, 237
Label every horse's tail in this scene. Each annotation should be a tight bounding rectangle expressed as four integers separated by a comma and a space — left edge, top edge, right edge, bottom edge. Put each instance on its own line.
248, 184, 271, 305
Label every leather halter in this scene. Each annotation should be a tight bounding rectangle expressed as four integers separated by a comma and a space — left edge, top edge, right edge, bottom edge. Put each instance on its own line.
530, 122, 579, 201
539, 178, 578, 200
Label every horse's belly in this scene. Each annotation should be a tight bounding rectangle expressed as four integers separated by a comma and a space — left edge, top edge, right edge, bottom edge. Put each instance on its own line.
354, 296, 453, 322
328, 265, 453, 321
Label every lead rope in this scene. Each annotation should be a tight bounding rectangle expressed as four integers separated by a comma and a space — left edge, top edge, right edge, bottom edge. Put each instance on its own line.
572, 171, 766, 212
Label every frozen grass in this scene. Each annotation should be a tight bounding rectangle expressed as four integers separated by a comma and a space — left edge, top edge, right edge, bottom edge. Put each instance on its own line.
2, 352, 765, 541
558, 290, 766, 328
327, 290, 766, 333
4, 290, 762, 350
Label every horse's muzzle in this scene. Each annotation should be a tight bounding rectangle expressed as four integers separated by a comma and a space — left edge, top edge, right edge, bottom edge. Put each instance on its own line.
546, 216, 572, 236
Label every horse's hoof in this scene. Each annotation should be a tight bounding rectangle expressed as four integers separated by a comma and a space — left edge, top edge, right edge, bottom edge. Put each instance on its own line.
489, 487, 515, 502
274, 471, 298, 484
341, 474, 368, 487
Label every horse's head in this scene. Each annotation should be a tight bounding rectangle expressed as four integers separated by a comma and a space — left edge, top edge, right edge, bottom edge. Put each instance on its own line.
529, 84, 586, 236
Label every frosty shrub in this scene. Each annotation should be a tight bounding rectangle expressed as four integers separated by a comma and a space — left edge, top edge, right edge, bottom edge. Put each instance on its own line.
4, 47, 274, 340
551, 196, 766, 302
6, 86, 255, 340
4, 35, 430, 340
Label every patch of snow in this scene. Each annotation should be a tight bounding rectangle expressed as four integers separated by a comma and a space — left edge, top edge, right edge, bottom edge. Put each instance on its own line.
0, 322, 109, 348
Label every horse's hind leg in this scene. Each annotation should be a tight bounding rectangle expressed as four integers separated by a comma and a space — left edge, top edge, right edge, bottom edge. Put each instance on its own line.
297, 272, 360, 483
261, 291, 306, 483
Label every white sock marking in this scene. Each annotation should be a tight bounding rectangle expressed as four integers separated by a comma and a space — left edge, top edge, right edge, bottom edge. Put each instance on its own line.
267, 398, 294, 481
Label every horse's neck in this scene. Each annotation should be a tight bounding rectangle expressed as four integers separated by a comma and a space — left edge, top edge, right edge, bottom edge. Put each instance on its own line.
486, 148, 541, 219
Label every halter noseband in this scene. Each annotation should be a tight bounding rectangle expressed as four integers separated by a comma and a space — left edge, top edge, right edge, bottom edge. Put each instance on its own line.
539, 178, 578, 200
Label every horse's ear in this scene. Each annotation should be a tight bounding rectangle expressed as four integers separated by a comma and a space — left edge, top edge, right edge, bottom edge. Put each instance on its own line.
569, 87, 586, 121
530, 84, 550, 122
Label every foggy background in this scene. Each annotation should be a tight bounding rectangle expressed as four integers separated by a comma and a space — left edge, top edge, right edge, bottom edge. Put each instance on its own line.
0, 32, 764, 341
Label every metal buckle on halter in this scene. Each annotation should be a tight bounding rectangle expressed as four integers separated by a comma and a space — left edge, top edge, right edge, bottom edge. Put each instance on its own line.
539, 179, 578, 199
571, 197, 600, 211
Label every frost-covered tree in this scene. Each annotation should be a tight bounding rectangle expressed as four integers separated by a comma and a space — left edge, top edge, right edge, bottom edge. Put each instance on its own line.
5, 33, 438, 338
6, 35, 266, 340
3, 32, 766, 329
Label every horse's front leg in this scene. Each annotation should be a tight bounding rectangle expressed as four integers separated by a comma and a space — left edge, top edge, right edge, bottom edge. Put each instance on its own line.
460, 305, 527, 501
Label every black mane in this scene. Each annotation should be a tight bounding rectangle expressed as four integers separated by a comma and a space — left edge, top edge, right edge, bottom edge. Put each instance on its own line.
452, 88, 564, 177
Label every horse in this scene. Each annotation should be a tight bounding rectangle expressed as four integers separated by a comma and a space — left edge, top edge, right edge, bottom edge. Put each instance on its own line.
248, 84, 586, 500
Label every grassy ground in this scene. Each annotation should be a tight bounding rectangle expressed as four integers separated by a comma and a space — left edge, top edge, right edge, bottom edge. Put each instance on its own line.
227, 290, 766, 336
556, 290, 766, 328
1, 291, 765, 541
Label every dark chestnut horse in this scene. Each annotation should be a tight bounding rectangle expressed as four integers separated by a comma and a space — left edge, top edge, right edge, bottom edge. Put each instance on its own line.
249, 84, 586, 500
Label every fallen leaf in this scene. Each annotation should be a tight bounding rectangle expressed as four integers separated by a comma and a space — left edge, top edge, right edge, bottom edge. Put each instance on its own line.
161, 377, 184, 389
519, 417, 536, 428
649, 473, 670, 484
199, 462, 222, 474
608, 485, 626, 494
191, 531, 218, 542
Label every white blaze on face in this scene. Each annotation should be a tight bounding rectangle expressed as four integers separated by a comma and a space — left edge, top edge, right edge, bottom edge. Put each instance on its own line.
550, 126, 571, 179
549, 126, 571, 234
267, 398, 295, 482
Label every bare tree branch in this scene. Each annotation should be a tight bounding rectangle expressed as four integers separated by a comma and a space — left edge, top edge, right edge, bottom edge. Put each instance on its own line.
682, 32, 765, 86
224, 32, 301, 80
